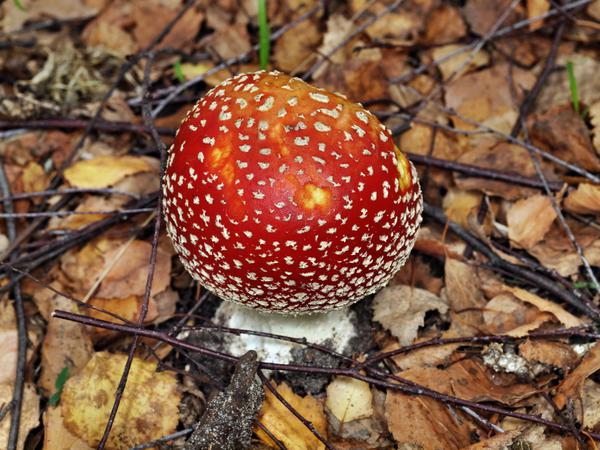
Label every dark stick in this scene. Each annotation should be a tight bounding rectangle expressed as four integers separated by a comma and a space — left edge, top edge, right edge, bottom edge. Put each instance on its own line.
0, 162, 28, 450
0, 118, 175, 136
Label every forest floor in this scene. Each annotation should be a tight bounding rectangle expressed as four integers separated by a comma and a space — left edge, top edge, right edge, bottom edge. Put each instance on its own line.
1, 0, 600, 449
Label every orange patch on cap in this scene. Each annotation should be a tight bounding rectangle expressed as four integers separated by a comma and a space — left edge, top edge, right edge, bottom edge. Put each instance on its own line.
394, 146, 412, 192
295, 183, 332, 212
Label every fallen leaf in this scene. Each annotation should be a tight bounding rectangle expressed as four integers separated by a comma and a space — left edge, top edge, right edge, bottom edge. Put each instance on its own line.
402, 358, 539, 404
96, 239, 172, 299
444, 256, 486, 336
201, 24, 251, 60
518, 340, 578, 371
431, 44, 490, 81
463, 0, 522, 36
43, 406, 93, 450
483, 293, 544, 335
61, 352, 180, 449
423, 4, 466, 45
445, 64, 535, 135
564, 183, 600, 215
64, 156, 158, 189
0, 383, 40, 450
256, 382, 327, 450
48, 196, 128, 231
529, 103, 600, 172
86, 295, 159, 340
537, 55, 600, 112
311, 13, 355, 78
132, 1, 204, 50
442, 188, 482, 229
527, 0, 550, 31
385, 389, 475, 449
507, 194, 557, 249
373, 285, 448, 345
326, 376, 373, 423
505, 286, 583, 328
1, 0, 98, 33
365, 7, 423, 46
273, 18, 321, 73
40, 293, 93, 394
555, 343, 600, 409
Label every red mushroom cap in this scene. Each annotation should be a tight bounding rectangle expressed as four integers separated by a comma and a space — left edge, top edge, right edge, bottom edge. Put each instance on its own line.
163, 71, 422, 313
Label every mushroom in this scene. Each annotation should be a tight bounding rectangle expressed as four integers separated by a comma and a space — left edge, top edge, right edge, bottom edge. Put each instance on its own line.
163, 70, 422, 314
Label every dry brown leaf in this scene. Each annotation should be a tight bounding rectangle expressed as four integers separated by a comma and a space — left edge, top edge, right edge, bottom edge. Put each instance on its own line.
442, 188, 482, 229
387, 339, 459, 371
326, 377, 373, 423
402, 358, 539, 404
311, 13, 354, 78
507, 194, 557, 249
1, 0, 98, 33
423, 4, 466, 45
273, 18, 321, 73
529, 103, 600, 172
555, 343, 600, 409
201, 24, 251, 60
256, 382, 327, 450
96, 239, 171, 299
64, 156, 158, 189
132, 1, 204, 50
444, 256, 486, 336
518, 340, 578, 371
48, 196, 128, 231
431, 44, 489, 81
40, 293, 93, 394
537, 55, 600, 112
527, 0, 550, 31
61, 352, 180, 449
82, 20, 137, 57
365, 7, 423, 46
445, 64, 535, 135
564, 183, 600, 215
391, 255, 444, 295
385, 390, 475, 449
373, 285, 448, 345
43, 406, 93, 450
86, 295, 159, 340
505, 286, 583, 328
463, 0, 522, 36
483, 293, 543, 335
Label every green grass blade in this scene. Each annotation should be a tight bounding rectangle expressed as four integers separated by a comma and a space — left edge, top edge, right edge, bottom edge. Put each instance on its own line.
173, 60, 186, 83
566, 61, 580, 115
14, 0, 27, 11
258, 0, 270, 70
48, 366, 70, 407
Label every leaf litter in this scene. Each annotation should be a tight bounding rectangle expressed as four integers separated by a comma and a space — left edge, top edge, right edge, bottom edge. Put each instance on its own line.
2, 0, 600, 449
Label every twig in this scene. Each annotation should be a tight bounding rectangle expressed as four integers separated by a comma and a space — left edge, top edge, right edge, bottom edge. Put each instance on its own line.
0, 162, 28, 450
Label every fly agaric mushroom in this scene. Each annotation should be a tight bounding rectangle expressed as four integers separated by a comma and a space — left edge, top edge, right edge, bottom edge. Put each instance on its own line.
163, 70, 422, 313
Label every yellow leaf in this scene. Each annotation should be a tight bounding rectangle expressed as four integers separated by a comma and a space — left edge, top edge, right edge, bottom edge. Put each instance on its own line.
326, 376, 373, 423
256, 382, 327, 450
61, 352, 180, 450
64, 156, 157, 189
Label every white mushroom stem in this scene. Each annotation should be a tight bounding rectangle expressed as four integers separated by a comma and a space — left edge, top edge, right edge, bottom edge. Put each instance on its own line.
214, 301, 357, 365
